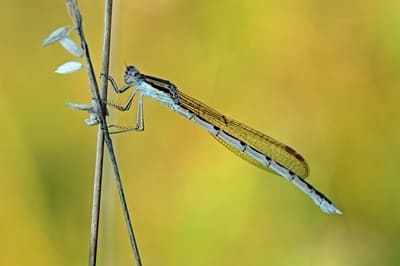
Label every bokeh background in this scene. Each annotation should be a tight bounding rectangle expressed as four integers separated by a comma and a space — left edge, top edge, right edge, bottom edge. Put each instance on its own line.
1, 0, 399, 265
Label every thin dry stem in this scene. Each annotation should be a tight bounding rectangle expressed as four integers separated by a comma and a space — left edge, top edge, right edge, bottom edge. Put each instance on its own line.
65, 1, 142, 265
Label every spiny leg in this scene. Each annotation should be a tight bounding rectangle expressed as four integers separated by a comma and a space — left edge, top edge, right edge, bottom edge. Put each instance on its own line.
107, 94, 144, 133
107, 88, 138, 112
103, 74, 133, 94
104, 75, 145, 133
135, 93, 144, 130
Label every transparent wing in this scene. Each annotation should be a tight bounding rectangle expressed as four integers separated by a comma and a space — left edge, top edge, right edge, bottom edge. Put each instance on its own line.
178, 91, 309, 179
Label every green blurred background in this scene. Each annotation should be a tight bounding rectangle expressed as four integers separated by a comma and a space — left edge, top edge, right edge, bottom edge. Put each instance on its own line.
1, 0, 399, 265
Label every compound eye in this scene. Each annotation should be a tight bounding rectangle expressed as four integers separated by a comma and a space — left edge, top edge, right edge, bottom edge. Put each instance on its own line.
125, 65, 140, 76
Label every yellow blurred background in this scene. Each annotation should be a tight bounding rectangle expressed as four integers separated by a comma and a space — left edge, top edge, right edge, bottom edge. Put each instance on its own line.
0, 0, 399, 265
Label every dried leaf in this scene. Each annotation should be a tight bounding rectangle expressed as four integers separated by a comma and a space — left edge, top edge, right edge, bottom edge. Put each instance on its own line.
42, 26, 69, 47
59, 37, 83, 57
55, 61, 82, 74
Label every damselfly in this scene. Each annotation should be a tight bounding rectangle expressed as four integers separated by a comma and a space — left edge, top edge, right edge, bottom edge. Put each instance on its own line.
105, 65, 341, 215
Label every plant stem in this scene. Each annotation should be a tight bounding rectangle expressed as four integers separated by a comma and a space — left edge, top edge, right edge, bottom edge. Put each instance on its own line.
65, 1, 142, 265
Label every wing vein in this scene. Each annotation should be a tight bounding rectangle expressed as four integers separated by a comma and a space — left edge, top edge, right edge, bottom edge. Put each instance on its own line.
177, 91, 309, 178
